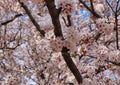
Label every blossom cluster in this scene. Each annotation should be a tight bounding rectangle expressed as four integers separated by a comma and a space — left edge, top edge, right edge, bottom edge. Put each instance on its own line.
94, 3, 105, 16
63, 27, 80, 53
56, 0, 77, 15
96, 18, 114, 35
45, 27, 80, 54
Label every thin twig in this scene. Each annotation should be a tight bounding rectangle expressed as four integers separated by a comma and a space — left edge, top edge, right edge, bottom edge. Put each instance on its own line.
0, 14, 23, 26
106, 0, 115, 14
79, 0, 101, 18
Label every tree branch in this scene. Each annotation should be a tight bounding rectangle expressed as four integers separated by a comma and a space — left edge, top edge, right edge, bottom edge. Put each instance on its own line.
62, 15, 72, 27
106, 0, 115, 14
67, 15, 72, 27
0, 14, 23, 26
90, 0, 94, 12
45, 0, 83, 84
45, 0, 63, 37
84, 55, 120, 66
18, 0, 45, 37
115, 0, 120, 50
115, 13, 119, 49
116, 0, 120, 12
62, 47, 83, 84
105, 60, 120, 66
79, 0, 101, 18
106, 0, 119, 49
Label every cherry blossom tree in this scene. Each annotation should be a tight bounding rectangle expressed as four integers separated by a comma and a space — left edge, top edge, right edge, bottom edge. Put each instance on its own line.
0, 0, 120, 85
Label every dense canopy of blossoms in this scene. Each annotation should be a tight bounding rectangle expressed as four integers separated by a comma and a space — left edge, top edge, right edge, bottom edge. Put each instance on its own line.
0, 0, 120, 85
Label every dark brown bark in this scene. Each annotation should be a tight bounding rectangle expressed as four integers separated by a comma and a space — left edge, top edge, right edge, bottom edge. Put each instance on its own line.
115, 13, 119, 49
45, 0, 63, 37
62, 47, 83, 84
115, 0, 119, 50
90, 0, 94, 12
45, 0, 83, 84
62, 15, 71, 27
